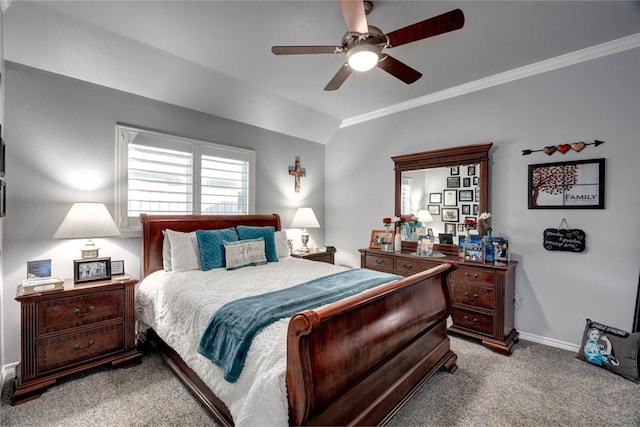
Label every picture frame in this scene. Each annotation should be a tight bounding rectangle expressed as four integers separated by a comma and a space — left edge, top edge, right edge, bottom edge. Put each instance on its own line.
441, 208, 459, 222
0, 180, 5, 217
429, 192, 442, 204
463, 177, 471, 187
438, 233, 453, 244
450, 166, 459, 176
473, 176, 478, 186
467, 165, 476, 176
27, 259, 51, 278
446, 176, 460, 188
443, 189, 457, 206
473, 204, 479, 215
459, 189, 473, 202
457, 224, 464, 232
369, 229, 393, 249
111, 260, 125, 276
444, 223, 457, 236
0, 134, 5, 178
427, 204, 440, 215
461, 204, 471, 215
492, 237, 510, 266
528, 158, 605, 209
74, 257, 111, 284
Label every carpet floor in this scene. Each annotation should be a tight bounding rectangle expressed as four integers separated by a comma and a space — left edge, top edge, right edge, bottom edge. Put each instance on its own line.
2, 335, 639, 426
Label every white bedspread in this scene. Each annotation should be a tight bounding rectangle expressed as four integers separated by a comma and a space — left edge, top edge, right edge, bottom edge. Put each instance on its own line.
136, 257, 348, 426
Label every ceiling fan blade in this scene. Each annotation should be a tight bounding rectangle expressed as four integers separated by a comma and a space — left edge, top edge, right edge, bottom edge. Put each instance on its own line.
324, 64, 352, 91
377, 55, 422, 84
272, 45, 340, 55
338, 0, 368, 34
385, 8, 465, 48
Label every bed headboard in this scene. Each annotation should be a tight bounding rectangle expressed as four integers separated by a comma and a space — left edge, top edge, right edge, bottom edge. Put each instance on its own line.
140, 213, 282, 278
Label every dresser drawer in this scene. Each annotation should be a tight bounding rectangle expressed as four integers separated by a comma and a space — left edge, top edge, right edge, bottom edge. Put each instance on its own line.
365, 254, 394, 272
450, 282, 496, 310
394, 258, 440, 277
449, 265, 496, 285
36, 323, 125, 374
451, 308, 494, 336
37, 289, 125, 335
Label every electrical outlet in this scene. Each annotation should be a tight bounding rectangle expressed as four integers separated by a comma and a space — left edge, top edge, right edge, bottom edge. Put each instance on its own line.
514, 294, 523, 309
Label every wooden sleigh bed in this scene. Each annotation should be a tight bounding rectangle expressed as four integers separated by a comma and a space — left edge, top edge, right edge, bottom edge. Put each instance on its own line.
137, 213, 458, 426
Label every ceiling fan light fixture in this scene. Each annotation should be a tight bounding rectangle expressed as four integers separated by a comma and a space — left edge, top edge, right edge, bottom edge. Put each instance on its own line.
346, 44, 380, 72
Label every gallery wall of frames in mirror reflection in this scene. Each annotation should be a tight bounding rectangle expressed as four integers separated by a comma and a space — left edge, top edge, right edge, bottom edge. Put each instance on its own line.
392, 143, 492, 251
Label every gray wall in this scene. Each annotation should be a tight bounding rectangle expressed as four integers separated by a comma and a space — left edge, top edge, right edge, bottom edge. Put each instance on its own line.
1, 63, 326, 365
326, 48, 640, 347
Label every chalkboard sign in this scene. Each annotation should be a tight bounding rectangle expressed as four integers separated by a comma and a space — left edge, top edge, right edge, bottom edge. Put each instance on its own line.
543, 228, 586, 252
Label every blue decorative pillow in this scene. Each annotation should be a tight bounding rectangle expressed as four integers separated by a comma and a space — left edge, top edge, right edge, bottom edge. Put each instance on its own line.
196, 228, 238, 271
236, 225, 278, 262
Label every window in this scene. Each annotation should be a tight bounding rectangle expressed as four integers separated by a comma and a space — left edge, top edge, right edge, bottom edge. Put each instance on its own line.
401, 176, 412, 214
116, 125, 255, 233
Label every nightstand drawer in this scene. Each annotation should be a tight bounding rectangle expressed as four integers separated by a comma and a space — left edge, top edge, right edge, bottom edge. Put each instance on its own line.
394, 258, 440, 276
37, 323, 125, 374
451, 308, 494, 336
365, 254, 394, 272
450, 282, 495, 310
37, 289, 125, 335
449, 265, 496, 285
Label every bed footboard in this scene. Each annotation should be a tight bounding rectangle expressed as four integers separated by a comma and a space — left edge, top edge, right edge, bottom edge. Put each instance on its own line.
286, 263, 457, 426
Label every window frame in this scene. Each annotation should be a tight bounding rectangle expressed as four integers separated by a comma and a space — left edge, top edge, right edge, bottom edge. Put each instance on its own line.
115, 124, 255, 235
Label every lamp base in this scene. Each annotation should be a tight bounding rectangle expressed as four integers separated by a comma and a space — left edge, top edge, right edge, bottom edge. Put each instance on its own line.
300, 233, 310, 253
80, 239, 100, 259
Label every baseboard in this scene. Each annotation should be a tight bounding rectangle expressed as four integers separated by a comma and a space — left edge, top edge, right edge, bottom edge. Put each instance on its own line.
518, 331, 580, 352
1, 362, 18, 388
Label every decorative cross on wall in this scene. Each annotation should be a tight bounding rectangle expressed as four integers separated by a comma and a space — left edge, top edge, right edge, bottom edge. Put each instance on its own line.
289, 156, 306, 193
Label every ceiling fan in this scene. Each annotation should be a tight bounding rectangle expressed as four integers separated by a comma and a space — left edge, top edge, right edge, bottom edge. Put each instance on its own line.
271, 0, 465, 91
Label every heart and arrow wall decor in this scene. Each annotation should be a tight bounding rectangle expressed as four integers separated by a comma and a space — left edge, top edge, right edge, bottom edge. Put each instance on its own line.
522, 140, 604, 156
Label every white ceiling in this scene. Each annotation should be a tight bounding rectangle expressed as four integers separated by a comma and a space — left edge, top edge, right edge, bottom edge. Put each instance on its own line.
4, 1, 640, 143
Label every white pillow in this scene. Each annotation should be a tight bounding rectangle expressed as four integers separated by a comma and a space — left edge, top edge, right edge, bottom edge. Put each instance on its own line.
274, 230, 290, 258
165, 229, 201, 272
224, 238, 267, 270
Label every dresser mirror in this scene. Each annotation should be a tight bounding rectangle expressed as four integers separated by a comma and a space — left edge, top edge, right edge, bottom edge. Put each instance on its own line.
392, 142, 492, 253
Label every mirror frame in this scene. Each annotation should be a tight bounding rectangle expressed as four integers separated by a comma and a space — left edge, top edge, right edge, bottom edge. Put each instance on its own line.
392, 142, 493, 253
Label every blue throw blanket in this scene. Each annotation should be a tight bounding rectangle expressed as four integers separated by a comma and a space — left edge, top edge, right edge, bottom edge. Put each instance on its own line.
197, 268, 401, 382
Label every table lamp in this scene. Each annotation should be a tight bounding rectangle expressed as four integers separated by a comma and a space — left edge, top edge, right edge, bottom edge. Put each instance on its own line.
290, 207, 320, 253
54, 202, 121, 258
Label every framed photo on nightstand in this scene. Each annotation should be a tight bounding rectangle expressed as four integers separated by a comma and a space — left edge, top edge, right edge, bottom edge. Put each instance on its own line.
74, 257, 111, 284
111, 260, 125, 276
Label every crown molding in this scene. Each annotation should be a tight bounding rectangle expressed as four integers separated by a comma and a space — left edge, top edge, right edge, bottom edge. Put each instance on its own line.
341, 33, 640, 129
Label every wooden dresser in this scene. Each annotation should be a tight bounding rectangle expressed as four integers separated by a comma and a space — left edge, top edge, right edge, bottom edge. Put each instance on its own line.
12, 276, 142, 404
360, 248, 519, 354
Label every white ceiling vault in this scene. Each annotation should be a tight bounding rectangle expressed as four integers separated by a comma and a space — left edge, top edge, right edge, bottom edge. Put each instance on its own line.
4, 1, 640, 144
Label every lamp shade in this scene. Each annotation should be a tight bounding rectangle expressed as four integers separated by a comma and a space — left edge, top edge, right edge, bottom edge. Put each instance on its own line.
290, 208, 320, 229
416, 209, 434, 223
54, 203, 121, 239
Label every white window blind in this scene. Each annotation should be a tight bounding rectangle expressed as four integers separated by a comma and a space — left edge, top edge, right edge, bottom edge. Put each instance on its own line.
116, 125, 255, 233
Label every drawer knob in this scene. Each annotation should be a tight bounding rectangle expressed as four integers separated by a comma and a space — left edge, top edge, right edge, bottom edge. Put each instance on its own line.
375, 259, 384, 265
74, 306, 95, 316
401, 263, 413, 270
464, 292, 478, 299
73, 340, 95, 351
464, 272, 479, 279
463, 315, 479, 323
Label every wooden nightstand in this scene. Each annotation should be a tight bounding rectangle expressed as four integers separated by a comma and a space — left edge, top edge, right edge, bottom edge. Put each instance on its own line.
291, 249, 336, 265
12, 275, 142, 405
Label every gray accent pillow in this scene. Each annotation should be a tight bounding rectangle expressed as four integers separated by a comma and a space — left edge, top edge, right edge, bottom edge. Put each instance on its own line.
577, 318, 640, 383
